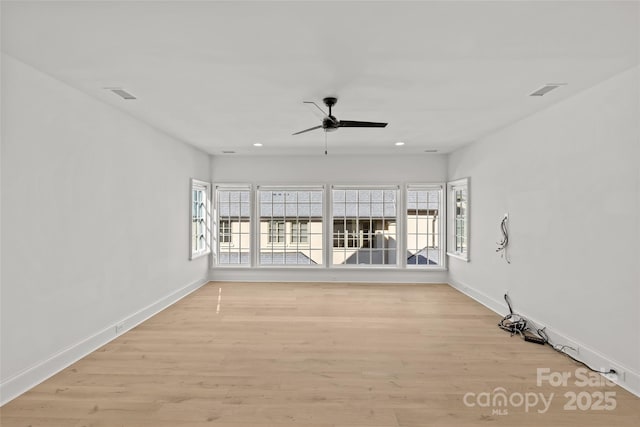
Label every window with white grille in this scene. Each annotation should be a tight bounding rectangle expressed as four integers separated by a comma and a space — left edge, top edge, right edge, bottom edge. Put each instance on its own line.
447, 178, 469, 261
406, 185, 443, 267
258, 187, 324, 265
331, 187, 398, 266
190, 179, 211, 260
215, 185, 251, 265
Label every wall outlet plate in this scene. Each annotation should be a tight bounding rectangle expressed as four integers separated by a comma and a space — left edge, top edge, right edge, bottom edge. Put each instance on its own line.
115, 323, 125, 334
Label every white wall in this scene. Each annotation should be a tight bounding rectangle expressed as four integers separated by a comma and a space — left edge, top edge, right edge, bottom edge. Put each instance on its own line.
0, 54, 211, 403
211, 154, 447, 184
448, 66, 640, 395
210, 154, 449, 283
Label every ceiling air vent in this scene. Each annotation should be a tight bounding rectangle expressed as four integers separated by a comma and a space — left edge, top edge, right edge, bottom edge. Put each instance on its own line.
529, 83, 566, 97
222, 151, 236, 154
106, 88, 137, 100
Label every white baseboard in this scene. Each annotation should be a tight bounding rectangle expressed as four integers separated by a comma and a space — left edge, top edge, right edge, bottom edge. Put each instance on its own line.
448, 277, 640, 398
0, 277, 209, 406
210, 267, 449, 284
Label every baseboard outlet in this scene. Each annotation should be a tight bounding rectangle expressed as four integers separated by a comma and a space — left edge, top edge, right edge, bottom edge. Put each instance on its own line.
0, 277, 209, 406
448, 277, 640, 398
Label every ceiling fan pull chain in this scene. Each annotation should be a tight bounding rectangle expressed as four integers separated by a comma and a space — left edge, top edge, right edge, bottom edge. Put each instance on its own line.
324, 131, 328, 155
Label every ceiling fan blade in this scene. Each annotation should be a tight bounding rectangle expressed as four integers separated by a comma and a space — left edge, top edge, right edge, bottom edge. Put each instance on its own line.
303, 101, 328, 117
338, 120, 388, 128
292, 125, 323, 135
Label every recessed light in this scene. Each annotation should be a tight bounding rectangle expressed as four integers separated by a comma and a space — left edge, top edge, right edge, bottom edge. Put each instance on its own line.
394, 141, 405, 146
253, 143, 263, 147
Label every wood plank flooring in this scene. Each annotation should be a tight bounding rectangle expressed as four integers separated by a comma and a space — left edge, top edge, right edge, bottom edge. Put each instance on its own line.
1, 282, 638, 426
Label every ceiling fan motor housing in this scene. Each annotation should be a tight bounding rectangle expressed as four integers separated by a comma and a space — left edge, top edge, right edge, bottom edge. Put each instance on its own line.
322, 116, 339, 131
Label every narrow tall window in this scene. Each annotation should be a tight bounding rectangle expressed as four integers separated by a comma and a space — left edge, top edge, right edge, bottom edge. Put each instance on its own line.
406, 185, 443, 267
215, 186, 251, 265
332, 187, 398, 265
447, 178, 469, 261
190, 179, 211, 260
258, 187, 323, 265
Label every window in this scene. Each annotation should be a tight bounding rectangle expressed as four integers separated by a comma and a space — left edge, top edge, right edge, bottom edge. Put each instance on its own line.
268, 220, 285, 243
258, 187, 323, 265
211, 183, 455, 269
332, 219, 359, 248
219, 219, 231, 243
190, 179, 211, 260
406, 185, 443, 267
291, 220, 309, 243
215, 186, 251, 265
332, 187, 398, 265
447, 177, 469, 261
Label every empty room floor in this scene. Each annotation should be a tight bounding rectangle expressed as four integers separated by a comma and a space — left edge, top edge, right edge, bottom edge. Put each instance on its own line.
1, 282, 638, 426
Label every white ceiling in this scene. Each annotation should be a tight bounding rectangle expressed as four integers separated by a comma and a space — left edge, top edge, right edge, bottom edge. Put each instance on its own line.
2, 1, 639, 156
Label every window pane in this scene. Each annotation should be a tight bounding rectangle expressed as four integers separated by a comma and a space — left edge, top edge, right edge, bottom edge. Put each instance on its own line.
216, 189, 250, 265
191, 182, 211, 259
332, 188, 397, 266
258, 189, 323, 266
406, 188, 441, 266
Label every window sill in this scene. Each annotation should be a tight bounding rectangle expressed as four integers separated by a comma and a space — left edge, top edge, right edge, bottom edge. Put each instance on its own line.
190, 250, 211, 261
446, 252, 469, 262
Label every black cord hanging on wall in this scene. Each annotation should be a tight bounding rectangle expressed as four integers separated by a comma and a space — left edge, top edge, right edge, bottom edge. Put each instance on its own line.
496, 214, 510, 263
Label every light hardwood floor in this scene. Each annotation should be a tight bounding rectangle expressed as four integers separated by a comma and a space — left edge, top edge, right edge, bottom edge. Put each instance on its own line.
1, 282, 638, 426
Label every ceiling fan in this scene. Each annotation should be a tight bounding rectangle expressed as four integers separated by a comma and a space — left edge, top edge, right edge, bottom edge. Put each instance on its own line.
292, 97, 388, 135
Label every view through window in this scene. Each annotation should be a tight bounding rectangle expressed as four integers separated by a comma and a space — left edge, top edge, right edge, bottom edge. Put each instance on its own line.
332, 188, 397, 265
216, 187, 251, 265
259, 188, 324, 265
406, 186, 442, 266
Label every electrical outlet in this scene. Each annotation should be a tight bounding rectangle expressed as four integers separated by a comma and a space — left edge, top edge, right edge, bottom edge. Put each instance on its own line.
115, 322, 125, 334
608, 368, 626, 382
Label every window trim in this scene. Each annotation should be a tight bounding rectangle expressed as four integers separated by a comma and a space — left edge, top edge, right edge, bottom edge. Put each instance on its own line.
446, 177, 470, 262
190, 179, 212, 260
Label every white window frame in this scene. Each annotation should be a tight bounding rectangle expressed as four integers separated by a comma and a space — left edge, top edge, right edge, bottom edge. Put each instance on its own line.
447, 177, 470, 262
190, 179, 212, 260
330, 185, 399, 268
405, 184, 445, 269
